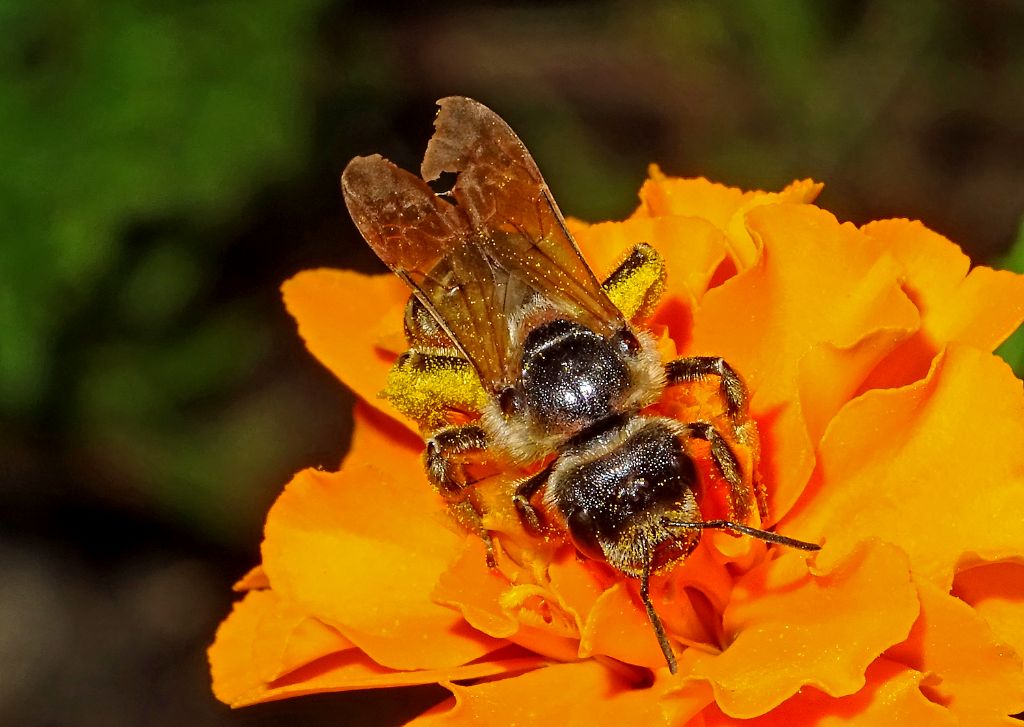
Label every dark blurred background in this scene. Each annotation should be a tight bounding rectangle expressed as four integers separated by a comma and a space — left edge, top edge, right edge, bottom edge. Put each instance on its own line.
1, 1, 1022, 725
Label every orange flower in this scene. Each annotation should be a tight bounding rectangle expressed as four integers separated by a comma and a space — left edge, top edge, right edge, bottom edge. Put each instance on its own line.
209, 169, 1024, 724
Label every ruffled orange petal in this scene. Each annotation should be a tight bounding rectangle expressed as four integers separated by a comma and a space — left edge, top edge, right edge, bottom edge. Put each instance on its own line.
859, 219, 1024, 390
680, 540, 919, 718
633, 170, 820, 226
699, 659, 956, 726
260, 425, 499, 670
953, 561, 1024, 666
211, 588, 533, 708
634, 172, 748, 224
785, 344, 1024, 590
210, 589, 355, 706
689, 204, 919, 521
886, 580, 1024, 725
632, 170, 821, 269
282, 269, 409, 425
434, 538, 588, 664
408, 661, 708, 726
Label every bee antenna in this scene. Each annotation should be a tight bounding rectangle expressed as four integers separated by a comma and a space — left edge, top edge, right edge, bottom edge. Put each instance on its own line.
640, 558, 678, 674
663, 519, 821, 552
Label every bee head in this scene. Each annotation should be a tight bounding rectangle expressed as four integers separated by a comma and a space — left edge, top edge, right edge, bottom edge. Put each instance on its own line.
555, 421, 704, 578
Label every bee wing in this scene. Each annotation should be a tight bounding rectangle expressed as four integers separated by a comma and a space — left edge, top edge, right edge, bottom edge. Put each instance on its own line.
421, 96, 625, 337
341, 154, 516, 390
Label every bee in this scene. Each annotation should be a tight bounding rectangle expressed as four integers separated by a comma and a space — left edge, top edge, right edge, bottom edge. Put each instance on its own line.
341, 97, 819, 673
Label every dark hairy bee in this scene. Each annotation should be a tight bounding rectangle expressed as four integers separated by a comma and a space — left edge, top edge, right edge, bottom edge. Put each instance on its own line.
341, 97, 819, 673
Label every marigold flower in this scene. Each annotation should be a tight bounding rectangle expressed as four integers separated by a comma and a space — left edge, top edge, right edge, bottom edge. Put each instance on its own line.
209, 168, 1024, 724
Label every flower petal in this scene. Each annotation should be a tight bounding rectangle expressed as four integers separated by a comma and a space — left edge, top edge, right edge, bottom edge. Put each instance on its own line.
233, 565, 269, 592
859, 219, 1024, 390
432, 541, 580, 663
699, 659, 956, 726
690, 204, 919, 521
680, 539, 919, 718
785, 345, 1024, 589
211, 596, 536, 708
886, 579, 1024, 725
261, 415, 499, 670
953, 561, 1024, 667
407, 661, 708, 726
632, 171, 821, 272
347, 400, 423, 477
210, 589, 356, 706
634, 172, 750, 225
282, 269, 409, 425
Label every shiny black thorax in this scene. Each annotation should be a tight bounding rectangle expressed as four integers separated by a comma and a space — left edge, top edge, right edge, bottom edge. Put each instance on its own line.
513, 318, 696, 561
517, 319, 632, 432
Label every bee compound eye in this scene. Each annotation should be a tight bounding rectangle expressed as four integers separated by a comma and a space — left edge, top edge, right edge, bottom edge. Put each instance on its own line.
566, 508, 605, 562
499, 387, 524, 417
611, 328, 641, 357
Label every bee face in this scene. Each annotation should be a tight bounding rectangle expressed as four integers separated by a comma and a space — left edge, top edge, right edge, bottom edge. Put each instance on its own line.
341, 97, 820, 674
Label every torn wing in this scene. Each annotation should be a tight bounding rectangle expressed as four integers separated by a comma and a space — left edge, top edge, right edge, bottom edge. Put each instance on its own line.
341, 154, 517, 392
342, 97, 627, 394
422, 96, 625, 338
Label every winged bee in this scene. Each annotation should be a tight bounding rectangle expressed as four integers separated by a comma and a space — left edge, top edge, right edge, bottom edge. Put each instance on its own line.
341, 97, 819, 673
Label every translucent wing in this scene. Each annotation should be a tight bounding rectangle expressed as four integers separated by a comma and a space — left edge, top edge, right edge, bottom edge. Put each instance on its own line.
422, 97, 624, 336
341, 98, 625, 393
342, 154, 517, 390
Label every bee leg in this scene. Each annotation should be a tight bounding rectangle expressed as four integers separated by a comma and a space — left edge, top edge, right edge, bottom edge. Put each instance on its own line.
403, 294, 455, 349
665, 356, 748, 417
681, 421, 754, 524
384, 349, 488, 427
601, 242, 667, 322
512, 459, 556, 534
425, 424, 496, 567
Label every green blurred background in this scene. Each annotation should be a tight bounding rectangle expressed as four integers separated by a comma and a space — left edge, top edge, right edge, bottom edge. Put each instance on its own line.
2, 1, 1022, 724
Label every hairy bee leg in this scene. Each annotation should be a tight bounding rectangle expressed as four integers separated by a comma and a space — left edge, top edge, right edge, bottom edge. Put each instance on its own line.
665, 356, 748, 417
384, 349, 488, 426
448, 499, 497, 569
682, 421, 753, 523
601, 242, 667, 322
403, 295, 455, 349
425, 424, 496, 567
512, 460, 557, 534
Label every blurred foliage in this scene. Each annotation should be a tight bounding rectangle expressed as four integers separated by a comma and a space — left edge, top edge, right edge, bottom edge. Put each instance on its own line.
0, 0, 335, 540
0, 0, 322, 408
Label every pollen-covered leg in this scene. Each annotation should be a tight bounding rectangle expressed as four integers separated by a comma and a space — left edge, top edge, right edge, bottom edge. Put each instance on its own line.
425, 424, 496, 566
665, 356, 748, 417
682, 421, 754, 524
383, 349, 489, 429
601, 242, 667, 322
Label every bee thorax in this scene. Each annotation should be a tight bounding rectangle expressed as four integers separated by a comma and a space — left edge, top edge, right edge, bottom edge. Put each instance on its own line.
520, 320, 630, 430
